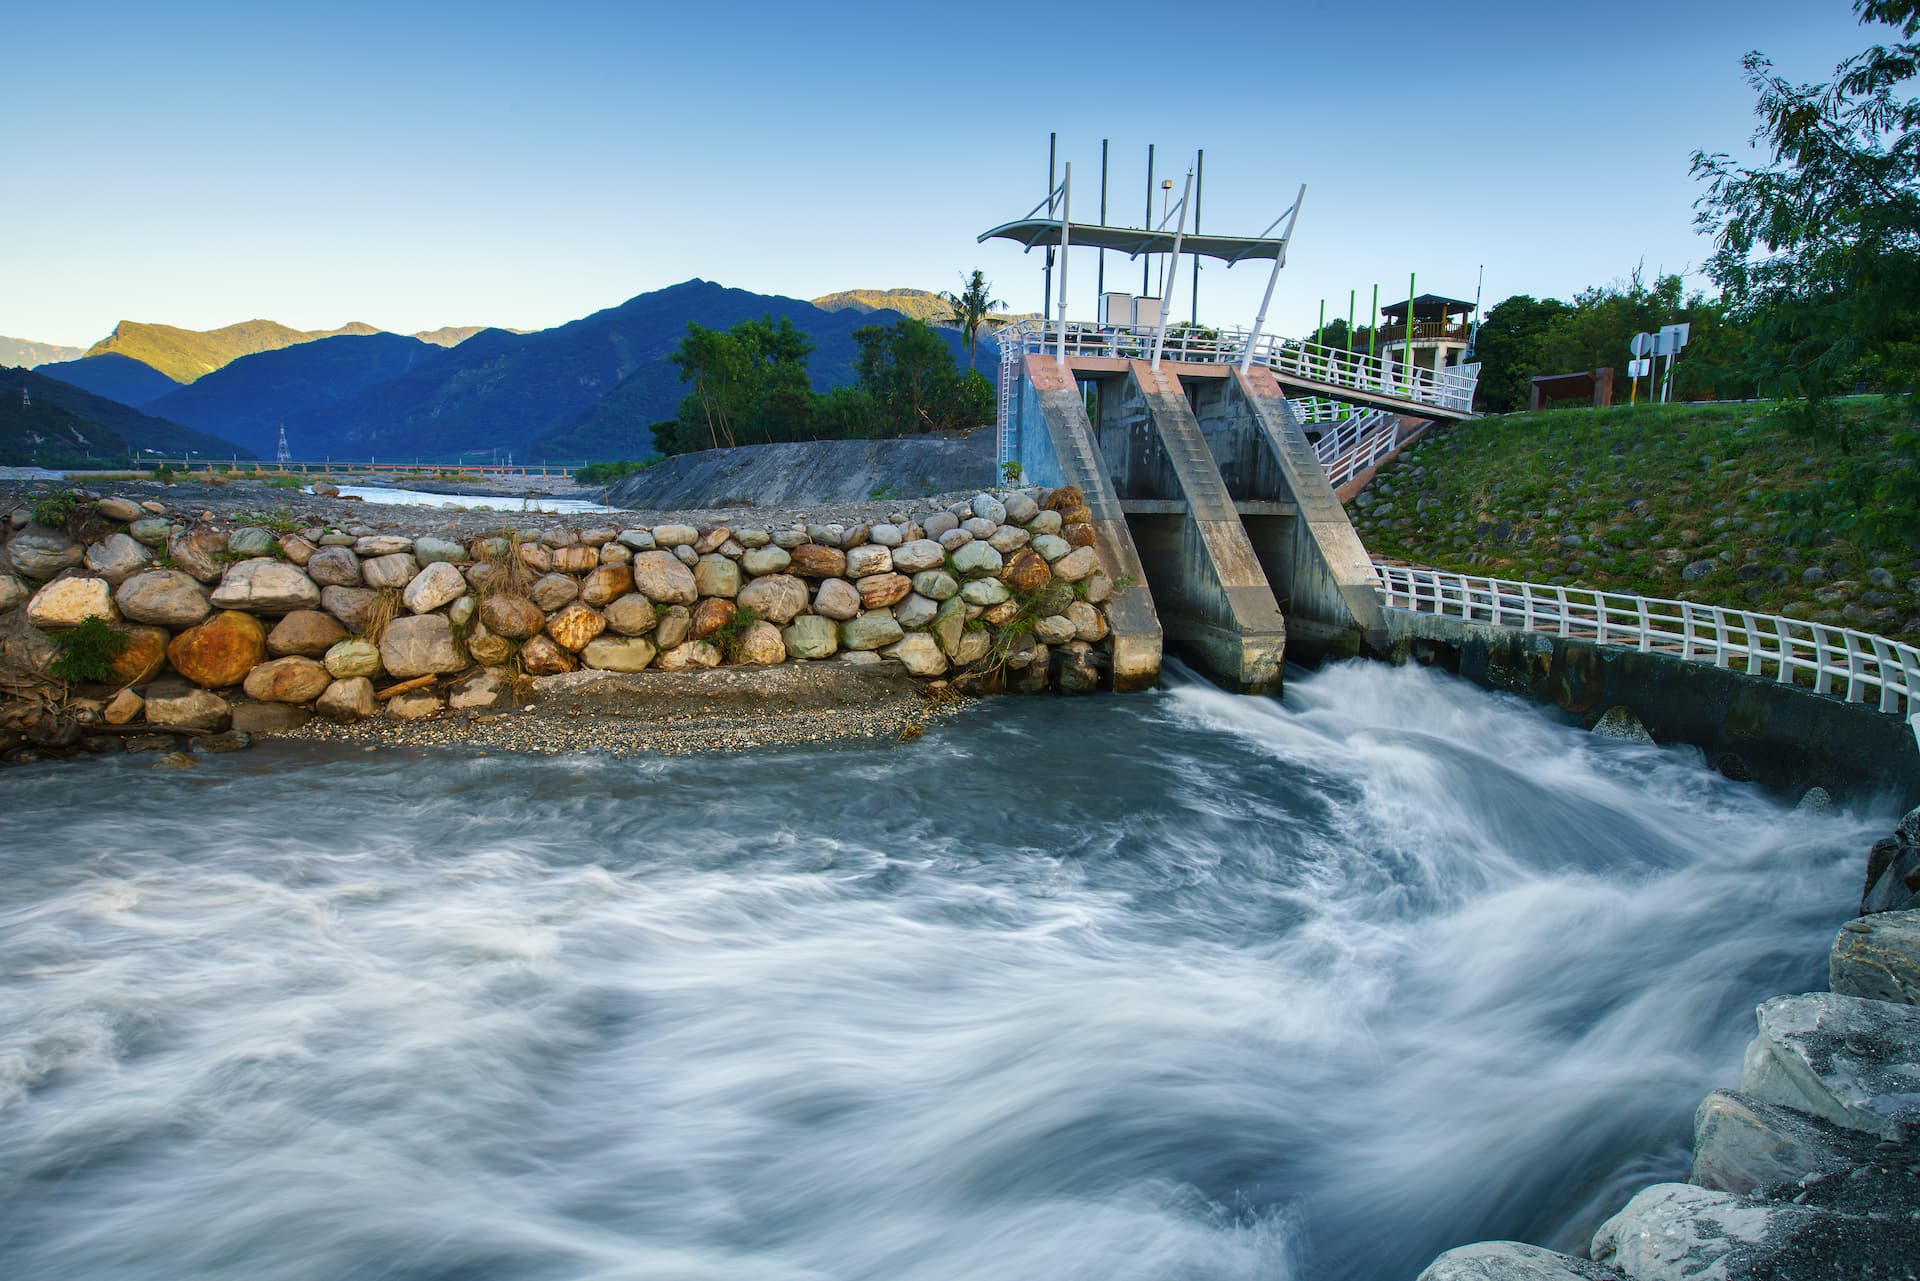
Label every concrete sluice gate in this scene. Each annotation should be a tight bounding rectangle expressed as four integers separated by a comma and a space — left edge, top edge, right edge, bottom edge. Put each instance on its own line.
1008, 353, 1388, 694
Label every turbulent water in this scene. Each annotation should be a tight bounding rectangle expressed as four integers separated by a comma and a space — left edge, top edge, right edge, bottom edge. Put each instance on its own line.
0, 663, 1887, 1281
323, 485, 618, 514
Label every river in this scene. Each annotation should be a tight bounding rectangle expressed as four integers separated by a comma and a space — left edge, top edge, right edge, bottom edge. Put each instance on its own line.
0, 662, 1883, 1280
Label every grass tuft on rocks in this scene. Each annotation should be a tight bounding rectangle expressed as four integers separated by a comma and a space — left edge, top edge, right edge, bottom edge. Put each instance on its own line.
48, 615, 130, 683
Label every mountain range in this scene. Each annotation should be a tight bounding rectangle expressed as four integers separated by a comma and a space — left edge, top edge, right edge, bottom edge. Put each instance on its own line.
0, 336, 85, 368
5, 281, 993, 464
0, 367, 250, 466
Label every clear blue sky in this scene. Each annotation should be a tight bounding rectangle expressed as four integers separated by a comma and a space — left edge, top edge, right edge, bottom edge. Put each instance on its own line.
2, 0, 1881, 348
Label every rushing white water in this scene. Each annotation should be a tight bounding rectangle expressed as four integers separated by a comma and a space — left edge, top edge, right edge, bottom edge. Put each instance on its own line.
320, 485, 618, 513
0, 662, 1884, 1281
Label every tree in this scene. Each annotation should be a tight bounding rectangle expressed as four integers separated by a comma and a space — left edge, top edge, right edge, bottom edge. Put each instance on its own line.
1469, 295, 1572, 413
1691, 0, 1920, 401
853, 319, 994, 434
941, 269, 1003, 368
659, 315, 817, 455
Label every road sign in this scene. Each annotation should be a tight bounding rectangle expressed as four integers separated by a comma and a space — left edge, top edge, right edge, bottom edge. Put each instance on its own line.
1660, 322, 1691, 349
1629, 332, 1653, 358
1627, 358, 1651, 378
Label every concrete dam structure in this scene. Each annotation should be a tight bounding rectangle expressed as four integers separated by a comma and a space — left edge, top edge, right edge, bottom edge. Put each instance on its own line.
1003, 344, 1429, 692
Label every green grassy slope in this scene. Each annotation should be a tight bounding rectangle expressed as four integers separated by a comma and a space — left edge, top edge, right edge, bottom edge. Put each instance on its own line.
1348, 401, 1920, 643
84, 319, 382, 383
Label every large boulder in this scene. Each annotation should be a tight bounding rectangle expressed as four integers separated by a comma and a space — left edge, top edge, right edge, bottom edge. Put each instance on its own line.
1417, 1243, 1620, 1281
813, 578, 862, 621
790, 544, 847, 578
142, 680, 231, 730
316, 676, 376, 722
1830, 911, 1920, 1005
845, 544, 893, 578
694, 554, 741, 599
519, 633, 575, 676
0, 572, 26, 614
378, 613, 467, 679
602, 593, 658, 636
168, 527, 228, 583
690, 597, 736, 640
168, 611, 268, 688
741, 545, 791, 576
109, 626, 170, 686
266, 610, 349, 658
464, 621, 512, 667
883, 632, 946, 676
952, 541, 1003, 576
83, 533, 151, 585
730, 574, 803, 625
631, 550, 698, 604
321, 585, 378, 634
529, 572, 579, 611
654, 605, 691, 649
210, 559, 321, 614
783, 614, 837, 660
1688, 1088, 1875, 1196
1740, 992, 1920, 1139
857, 572, 912, 610
841, 610, 904, 651
891, 539, 945, 573
552, 544, 599, 574
7, 526, 83, 579
116, 570, 212, 627
480, 593, 546, 640
305, 545, 364, 587
656, 640, 722, 671
413, 536, 467, 564
581, 635, 658, 672
580, 564, 634, 608
360, 552, 419, 590
26, 577, 116, 629
546, 603, 607, 652
242, 656, 331, 704
1001, 548, 1052, 596
402, 561, 468, 614
733, 621, 785, 665
324, 638, 383, 679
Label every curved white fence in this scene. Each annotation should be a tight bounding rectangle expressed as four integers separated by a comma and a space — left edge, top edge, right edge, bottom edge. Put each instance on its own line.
1371, 562, 1920, 741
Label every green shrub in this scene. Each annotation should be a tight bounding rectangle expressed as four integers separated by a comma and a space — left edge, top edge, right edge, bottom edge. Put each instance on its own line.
31, 489, 82, 528
708, 604, 762, 661
49, 616, 130, 683
574, 459, 656, 485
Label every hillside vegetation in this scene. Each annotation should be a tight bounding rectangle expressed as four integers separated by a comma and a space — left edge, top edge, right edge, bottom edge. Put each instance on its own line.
0, 367, 248, 464
1348, 401, 1920, 643
811, 289, 956, 324
85, 319, 382, 383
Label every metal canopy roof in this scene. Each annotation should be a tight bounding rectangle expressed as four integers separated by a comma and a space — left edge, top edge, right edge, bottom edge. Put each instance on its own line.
1381, 293, 1476, 319
977, 218, 1286, 264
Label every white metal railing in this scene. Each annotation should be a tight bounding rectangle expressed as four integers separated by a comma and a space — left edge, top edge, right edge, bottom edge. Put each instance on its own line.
995, 317, 1479, 420
1371, 562, 1920, 741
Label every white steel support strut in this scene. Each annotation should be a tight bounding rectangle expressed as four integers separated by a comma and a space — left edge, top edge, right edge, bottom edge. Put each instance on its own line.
1241, 184, 1307, 372
1149, 165, 1194, 371
1056, 164, 1072, 368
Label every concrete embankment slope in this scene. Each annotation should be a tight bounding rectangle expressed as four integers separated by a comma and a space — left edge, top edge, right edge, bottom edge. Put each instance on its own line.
608, 429, 996, 510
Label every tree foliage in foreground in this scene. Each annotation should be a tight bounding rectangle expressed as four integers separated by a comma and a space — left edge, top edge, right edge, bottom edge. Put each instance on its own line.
652, 316, 992, 456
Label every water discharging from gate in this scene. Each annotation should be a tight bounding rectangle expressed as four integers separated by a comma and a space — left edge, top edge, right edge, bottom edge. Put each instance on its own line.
0, 662, 1883, 1280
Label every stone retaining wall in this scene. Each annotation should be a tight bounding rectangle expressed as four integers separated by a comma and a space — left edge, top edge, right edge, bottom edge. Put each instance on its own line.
0, 486, 1120, 744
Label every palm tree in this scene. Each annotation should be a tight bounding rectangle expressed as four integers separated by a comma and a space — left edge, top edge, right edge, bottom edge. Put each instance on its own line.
941, 269, 1004, 368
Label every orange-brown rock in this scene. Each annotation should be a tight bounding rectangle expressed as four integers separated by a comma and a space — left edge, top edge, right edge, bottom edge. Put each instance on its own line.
1043, 485, 1085, 512
519, 633, 575, 675
856, 572, 912, 609
1064, 522, 1097, 549
242, 656, 331, 704
1000, 548, 1052, 595
983, 599, 1022, 626
693, 527, 731, 555
103, 687, 144, 724
789, 544, 847, 578
579, 564, 634, 607
479, 594, 545, 640
690, 596, 737, 640
1057, 504, 1093, 528
545, 603, 606, 652
266, 609, 349, 658
551, 545, 599, 574
166, 611, 267, 688
109, 625, 171, 686
517, 542, 553, 574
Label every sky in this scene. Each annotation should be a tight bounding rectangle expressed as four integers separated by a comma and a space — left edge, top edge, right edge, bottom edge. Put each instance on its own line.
1, 0, 1885, 349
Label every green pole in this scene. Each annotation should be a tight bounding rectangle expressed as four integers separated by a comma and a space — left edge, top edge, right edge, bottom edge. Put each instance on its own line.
1406, 270, 1417, 393
1317, 298, 1325, 347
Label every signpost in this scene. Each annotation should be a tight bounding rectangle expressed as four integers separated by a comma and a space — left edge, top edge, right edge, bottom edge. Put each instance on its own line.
1628, 332, 1652, 405
1628, 325, 1689, 405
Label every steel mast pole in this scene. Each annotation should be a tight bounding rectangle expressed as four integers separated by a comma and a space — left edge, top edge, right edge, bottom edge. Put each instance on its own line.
1191, 149, 1203, 325
1098, 138, 1108, 301
1056, 163, 1072, 368
1150, 165, 1194, 371
1043, 132, 1056, 323
1239, 183, 1306, 372
1143, 144, 1154, 297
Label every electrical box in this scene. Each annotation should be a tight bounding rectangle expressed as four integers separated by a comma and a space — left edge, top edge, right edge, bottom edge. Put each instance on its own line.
1133, 295, 1164, 330
1100, 292, 1135, 326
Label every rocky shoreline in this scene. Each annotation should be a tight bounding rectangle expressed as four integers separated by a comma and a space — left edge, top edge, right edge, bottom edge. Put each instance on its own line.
1417, 812, 1920, 1281
0, 480, 1123, 766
